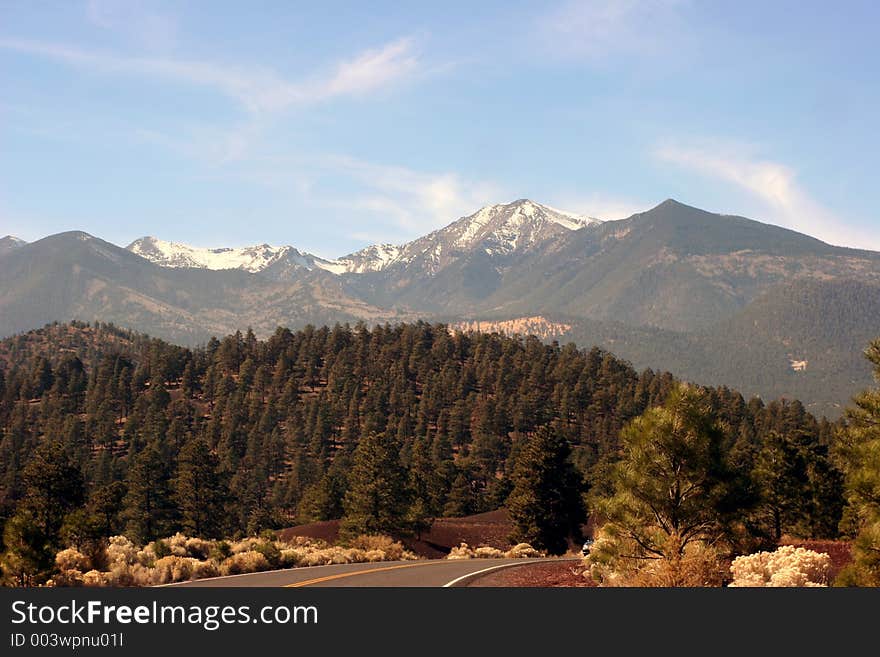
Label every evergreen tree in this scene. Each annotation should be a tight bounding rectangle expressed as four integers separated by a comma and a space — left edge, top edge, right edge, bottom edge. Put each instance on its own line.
834, 338, 880, 585
123, 446, 177, 543
176, 439, 225, 538
340, 433, 410, 538
0, 440, 84, 583
592, 384, 748, 564
506, 426, 585, 554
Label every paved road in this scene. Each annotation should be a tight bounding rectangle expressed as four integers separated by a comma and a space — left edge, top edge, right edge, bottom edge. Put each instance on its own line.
166, 558, 565, 588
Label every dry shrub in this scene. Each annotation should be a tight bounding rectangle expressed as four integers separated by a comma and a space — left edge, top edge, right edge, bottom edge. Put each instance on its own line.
230, 538, 261, 555
82, 570, 108, 587
50, 570, 84, 587
347, 535, 414, 561
54, 530, 419, 587
297, 551, 331, 567
623, 548, 725, 587
446, 543, 476, 559
106, 536, 138, 567
103, 561, 153, 586
191, 559, 219, 580
136, 544, 158, 567
474, 546, 505, 559
585, 526, 723, 587
729, 545, 831, 587
364, 550, 386, 562
327, 548, 354, 565
220, 550, 270, 576
286, 535, 329, 548
151, 556, 196, 585
505, 543, 542, 559
279, 549, 301, 568
56, 548, 90, 572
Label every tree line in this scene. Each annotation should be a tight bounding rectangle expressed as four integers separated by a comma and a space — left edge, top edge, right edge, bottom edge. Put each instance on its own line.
0, 321, 846, 584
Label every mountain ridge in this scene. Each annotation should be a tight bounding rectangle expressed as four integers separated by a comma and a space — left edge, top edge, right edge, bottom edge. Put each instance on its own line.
2, 198, 879, 417
124, 199, 600, 277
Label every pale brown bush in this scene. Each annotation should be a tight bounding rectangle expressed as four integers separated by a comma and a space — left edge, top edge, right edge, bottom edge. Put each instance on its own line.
279, 549, 301, 568
347, 535, 414, 561
53, 531, 418, 587
585, 526, 724, 587
56, 548, 90, 572
364, 550, 386, 562
105, 536, 138, 567
446, 543, 476, 559
729, 545, 831, 587
474, 546, 505, 559
165, 533, 189, 557
220, 550, 270, 576
151, 556, 196, 584
82, 570, 108, 586
622, 548, 725, 587
230, 538, 262, 554
191, 559, 219, 580
49, 570, 84, 587
505, 543, 543, 559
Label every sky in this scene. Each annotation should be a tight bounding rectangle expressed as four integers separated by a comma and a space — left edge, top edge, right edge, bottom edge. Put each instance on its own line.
1, 0, 878, 257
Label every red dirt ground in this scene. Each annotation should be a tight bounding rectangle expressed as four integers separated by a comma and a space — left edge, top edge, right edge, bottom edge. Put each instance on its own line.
468, 560, 594, 587
780, 539, 852, 581
278, 509, 521, 559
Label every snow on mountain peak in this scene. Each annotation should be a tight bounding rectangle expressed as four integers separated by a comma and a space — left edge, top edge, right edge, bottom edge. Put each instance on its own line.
127, 236, 294, 272
450, 199, 599, 253
124, 199, 602, 278
332, 243, 403, 274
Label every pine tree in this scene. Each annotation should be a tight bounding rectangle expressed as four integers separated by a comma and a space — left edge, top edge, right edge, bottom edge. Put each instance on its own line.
506, 426, 585, 554
340, 433, 410, 538
176, 439, 225, 538
123, 446, 177, 543
834, 338, 880, 585
592, 384, 749, 567
0, 440, 84, 583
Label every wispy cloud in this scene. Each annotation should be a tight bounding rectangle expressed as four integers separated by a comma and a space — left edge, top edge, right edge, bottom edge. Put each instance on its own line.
0, 36, 419, 115
186, 152, 505, 243
86, 0, 179, 51
541, 0, 689, 61
317, 156, 505, 238
654, 139, 877, 249
550, 193, 648, 221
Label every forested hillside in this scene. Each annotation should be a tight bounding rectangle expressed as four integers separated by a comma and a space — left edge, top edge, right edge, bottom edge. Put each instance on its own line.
0, 321, 844, 583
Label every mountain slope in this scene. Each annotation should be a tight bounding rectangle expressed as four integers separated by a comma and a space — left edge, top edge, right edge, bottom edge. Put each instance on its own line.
0, 235, 26, 257
2, 199, 880, 416
126, 236, 347, 280
458, 200, 880, 331
0, 232, 408, 345
338, 199, 597, 276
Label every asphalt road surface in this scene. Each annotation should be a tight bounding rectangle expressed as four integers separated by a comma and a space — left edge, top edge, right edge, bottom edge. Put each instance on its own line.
166, 558, 565, 588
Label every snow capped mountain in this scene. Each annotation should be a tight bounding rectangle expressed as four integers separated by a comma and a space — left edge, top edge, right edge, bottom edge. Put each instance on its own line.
127, 236, 296, 272
332, 244, 403, 274
126, 236, 349, 278
336, 199, 601, 276
125, 200, 600, 279
445, 199, 598, 253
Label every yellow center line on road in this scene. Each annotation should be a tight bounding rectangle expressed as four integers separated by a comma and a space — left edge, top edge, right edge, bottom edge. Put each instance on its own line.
282, 560, 457, 587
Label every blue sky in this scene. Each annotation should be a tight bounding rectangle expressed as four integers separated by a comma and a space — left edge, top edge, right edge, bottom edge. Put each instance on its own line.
1, 0, 878, 257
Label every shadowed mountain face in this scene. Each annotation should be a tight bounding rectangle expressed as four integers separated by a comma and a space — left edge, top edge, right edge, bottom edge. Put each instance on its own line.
1, 200, 878, 416
0, 235, 27, 257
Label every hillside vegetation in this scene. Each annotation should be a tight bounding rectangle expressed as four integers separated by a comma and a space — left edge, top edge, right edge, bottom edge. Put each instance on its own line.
0, 321, 845, 584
